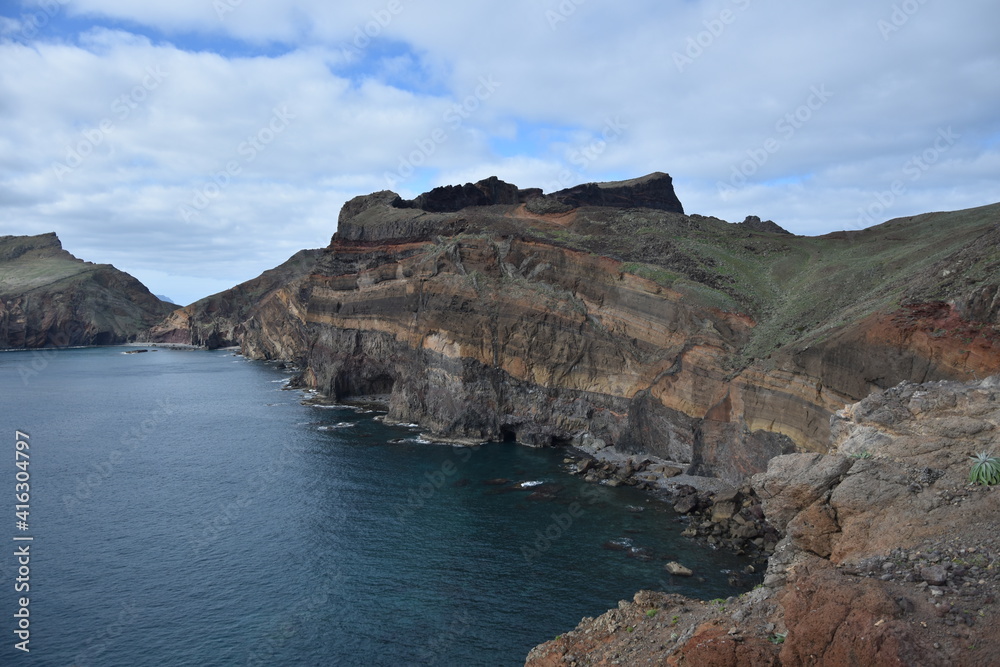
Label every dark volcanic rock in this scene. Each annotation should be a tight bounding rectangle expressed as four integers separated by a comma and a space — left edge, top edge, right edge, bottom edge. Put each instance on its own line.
737, 215, 792, 235
0, 233, 175, 349
337, 173, 686, 242
401, 176, 521, 213
546, 172, 684, 214
338, 190, 403, 227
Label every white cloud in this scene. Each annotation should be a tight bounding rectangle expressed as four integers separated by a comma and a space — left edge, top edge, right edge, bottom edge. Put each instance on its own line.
1, 0, 998, 304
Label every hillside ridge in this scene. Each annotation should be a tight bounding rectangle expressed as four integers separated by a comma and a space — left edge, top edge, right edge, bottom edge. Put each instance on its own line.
0, 233, 175, 348
147, 173, 1000, 482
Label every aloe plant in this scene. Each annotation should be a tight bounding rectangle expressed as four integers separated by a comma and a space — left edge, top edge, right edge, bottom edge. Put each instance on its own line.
969, 452, 1000, 486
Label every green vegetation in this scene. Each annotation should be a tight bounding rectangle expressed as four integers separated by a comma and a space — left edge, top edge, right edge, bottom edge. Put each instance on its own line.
969, 452, 1000, 486
620, 262, 682, 287
645, 609, 658, 618
769, 632, 787, 645
850, 449, 874, 459
577, 203, 1000, 368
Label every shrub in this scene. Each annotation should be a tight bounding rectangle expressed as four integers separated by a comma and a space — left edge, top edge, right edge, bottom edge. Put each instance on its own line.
969, 452, 1000, 486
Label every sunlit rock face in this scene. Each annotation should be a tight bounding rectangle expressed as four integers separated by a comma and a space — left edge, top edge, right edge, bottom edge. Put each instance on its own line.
149, 175, 1000, 482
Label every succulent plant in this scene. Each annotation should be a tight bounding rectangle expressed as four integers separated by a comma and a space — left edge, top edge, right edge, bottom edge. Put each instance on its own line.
969, 452, 1000, 486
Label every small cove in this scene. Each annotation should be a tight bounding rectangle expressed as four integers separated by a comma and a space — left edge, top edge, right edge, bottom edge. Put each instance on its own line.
0, 347, 755, 665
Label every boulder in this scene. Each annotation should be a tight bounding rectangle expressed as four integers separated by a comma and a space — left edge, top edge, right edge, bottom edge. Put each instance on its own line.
664, 561, 694, 577
751, 453, 852, 531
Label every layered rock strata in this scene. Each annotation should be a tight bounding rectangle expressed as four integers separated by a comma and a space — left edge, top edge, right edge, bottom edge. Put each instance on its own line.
526, 377, 1000, 666
149, 175, 1000, 482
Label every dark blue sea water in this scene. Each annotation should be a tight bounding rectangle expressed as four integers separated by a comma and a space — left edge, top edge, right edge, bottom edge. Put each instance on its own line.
0, 347, 752, 666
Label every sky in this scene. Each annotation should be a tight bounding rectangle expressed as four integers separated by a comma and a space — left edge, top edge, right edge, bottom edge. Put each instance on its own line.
0, 0, 998, 306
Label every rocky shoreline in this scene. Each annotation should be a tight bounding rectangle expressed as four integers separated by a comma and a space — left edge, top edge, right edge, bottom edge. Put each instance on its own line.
526, 377, 1000, 666
190, 353, 1000, 664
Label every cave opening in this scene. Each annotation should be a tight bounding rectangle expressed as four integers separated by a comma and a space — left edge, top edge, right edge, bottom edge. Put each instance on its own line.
91, 331, 115, 346
364, 373, 395, 396
550, 435, 573, 448
333, 371, 396, 400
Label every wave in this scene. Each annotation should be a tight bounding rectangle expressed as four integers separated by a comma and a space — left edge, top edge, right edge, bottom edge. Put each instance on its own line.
318, 422, 355, 431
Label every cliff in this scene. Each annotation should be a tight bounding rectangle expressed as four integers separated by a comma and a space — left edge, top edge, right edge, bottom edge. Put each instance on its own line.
148, 173, 1000, 482
526, 377, 1000, 666
0, 233, 175, 348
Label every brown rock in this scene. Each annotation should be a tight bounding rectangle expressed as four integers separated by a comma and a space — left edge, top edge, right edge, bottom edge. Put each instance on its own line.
751, 454, 852, 531
668, 623, 780, 667
787, 501, 840, 558
673, 495, 698, 515
920, 565, 949, 587
712, 501, 738, 523
778, 561, 943, 666
665, 562, 694, 577
0, 233, 176, 348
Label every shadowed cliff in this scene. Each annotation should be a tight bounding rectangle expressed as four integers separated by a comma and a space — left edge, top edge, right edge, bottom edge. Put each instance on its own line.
0, 233, 175, 348
148, 173, 1000, 481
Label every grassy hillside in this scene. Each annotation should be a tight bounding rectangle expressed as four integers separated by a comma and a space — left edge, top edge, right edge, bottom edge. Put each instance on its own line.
518, 202, 999, 366
0, 233, 176, 347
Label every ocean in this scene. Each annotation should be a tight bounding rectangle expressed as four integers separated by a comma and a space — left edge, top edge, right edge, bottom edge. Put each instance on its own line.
0, 347, 753, 665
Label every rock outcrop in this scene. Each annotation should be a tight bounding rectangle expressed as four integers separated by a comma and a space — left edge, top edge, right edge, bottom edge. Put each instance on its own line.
0, 233, 175, 348
527, 377, 1000, 666
738, 215, 791, 235
148, 174, 1000, 483
527, 172, 685, 215
140, 174, 1000, 663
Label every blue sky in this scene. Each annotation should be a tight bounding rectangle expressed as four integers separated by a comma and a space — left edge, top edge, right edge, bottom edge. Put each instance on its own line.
1, 0, 998, 305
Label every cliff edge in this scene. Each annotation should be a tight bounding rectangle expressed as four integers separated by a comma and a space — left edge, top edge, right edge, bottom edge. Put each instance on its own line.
526, 377, 1000, 666
148, 173, 1000, 482
0, 233, 175, 348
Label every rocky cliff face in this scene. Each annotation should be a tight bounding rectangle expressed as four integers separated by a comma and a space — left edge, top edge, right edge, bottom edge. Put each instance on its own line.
527, 377, 1000, 666
0, 233, 175, 348
148, 174, 1000, 482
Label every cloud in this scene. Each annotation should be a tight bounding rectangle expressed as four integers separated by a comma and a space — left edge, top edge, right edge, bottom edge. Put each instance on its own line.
0, 0, 998, 305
